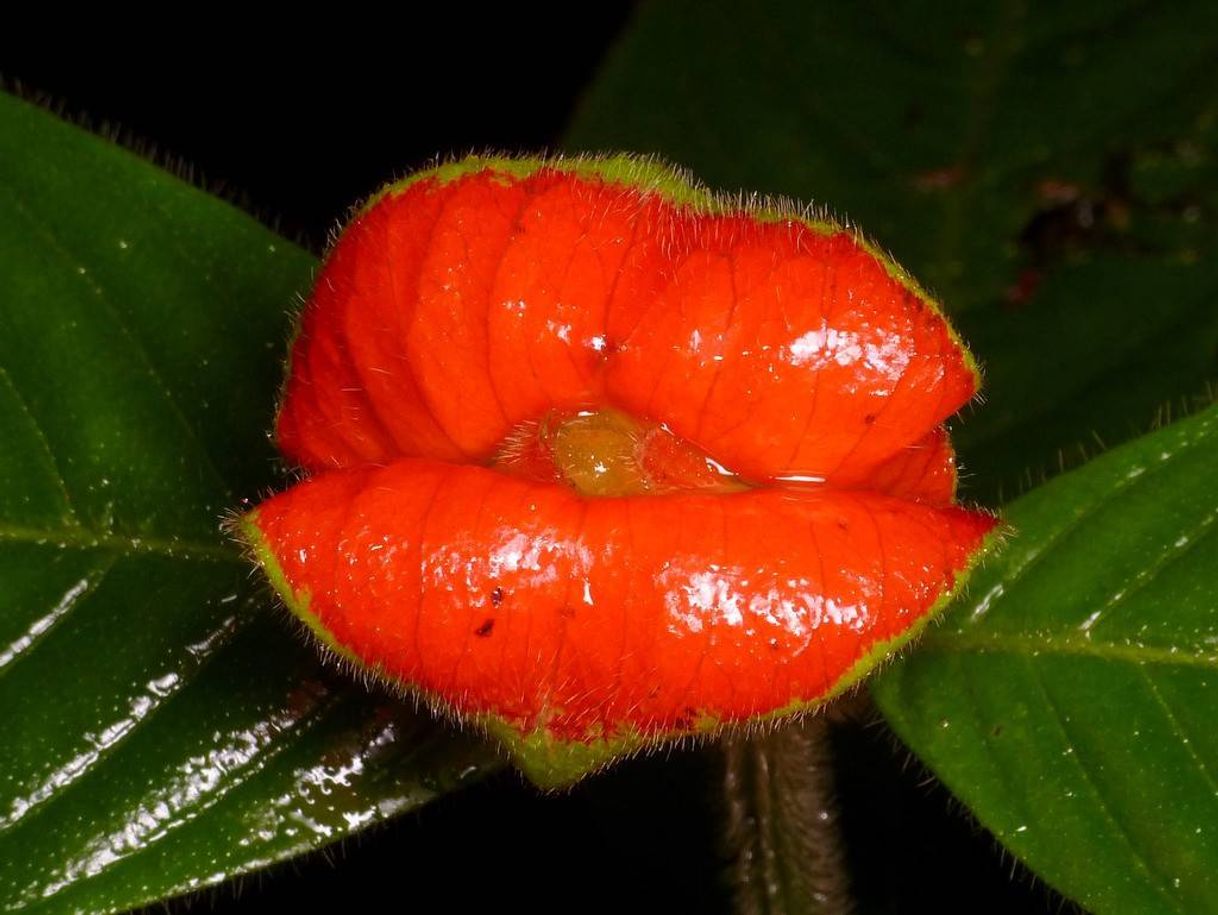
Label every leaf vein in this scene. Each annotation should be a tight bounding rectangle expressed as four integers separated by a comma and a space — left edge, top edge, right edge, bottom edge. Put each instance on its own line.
0, 362, 79, 524
0, 182, 234, 503
1140, 668, 1218, 800
921, 634, 1216, 668
0, 521, 239, 564
1024, 657, 1183, 911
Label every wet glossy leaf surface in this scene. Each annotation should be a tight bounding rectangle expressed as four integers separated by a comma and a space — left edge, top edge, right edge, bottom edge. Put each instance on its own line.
567, 0, 1218, 501
873, 404, 1218, 914
0, 92, 498, 913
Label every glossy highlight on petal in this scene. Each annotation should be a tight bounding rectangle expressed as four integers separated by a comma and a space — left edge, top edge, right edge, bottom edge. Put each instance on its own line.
243, 155, 998, 786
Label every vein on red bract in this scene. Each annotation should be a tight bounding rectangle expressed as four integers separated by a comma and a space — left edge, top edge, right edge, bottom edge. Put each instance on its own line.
248, 157, 998, 785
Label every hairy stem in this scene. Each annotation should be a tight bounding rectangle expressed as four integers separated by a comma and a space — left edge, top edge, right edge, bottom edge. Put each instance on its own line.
723, 717, 851, 915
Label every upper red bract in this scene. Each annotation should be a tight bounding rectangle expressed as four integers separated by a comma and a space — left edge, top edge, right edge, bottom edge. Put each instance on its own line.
247, 162, 997, 761
277, 169, 975, 494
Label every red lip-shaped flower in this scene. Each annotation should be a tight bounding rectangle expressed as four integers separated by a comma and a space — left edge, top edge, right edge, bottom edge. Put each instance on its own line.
239, 156, 998, 786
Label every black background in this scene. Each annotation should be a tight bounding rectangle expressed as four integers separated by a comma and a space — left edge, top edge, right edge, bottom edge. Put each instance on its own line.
3, 14, 1069, 914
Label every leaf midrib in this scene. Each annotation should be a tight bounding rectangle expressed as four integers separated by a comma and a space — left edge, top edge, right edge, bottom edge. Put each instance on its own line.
0, 521, 239, 564
918, 631, 1217, 669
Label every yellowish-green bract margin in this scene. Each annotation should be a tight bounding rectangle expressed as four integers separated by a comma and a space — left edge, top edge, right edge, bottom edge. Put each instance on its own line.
237, 507, 1004, 789
359, 153, 983, 390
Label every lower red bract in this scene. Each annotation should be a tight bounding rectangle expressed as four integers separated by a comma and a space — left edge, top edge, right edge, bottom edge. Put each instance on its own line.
252, 460, 993, 740
244, 157, 998, 783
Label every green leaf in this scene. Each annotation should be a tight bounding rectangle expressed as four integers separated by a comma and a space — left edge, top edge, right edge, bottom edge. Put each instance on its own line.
872, 403, 1218, 914
0, 91, 498, 914
566, 0, 1218, 500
